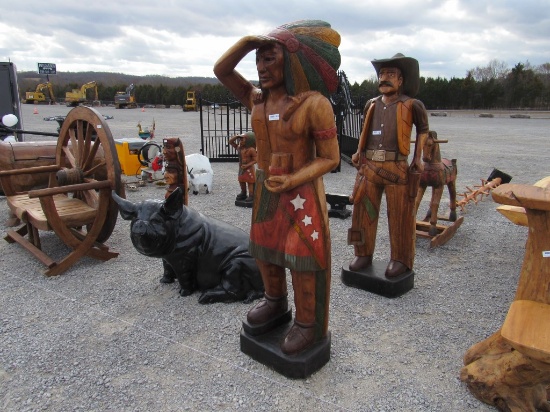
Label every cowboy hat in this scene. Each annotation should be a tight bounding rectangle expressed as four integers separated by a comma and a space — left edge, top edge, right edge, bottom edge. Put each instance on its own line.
371, 53, 420, 97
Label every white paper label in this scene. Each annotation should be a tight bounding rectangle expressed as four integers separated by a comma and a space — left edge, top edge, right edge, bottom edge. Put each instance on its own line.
543, 251, 550, 258
268, 114, 279, 121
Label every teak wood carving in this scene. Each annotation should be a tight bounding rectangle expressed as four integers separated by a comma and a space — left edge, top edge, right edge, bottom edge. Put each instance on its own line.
460, 181, 550, 412
0, 106, 124, 276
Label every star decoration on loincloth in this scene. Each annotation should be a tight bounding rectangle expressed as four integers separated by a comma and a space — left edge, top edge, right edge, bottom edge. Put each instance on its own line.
302, 215, 312, 226
311, 230, 319, 241
290, 194, 306, 210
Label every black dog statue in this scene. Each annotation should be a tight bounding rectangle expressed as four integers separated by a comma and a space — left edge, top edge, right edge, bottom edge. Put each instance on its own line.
112, 187, 264, 304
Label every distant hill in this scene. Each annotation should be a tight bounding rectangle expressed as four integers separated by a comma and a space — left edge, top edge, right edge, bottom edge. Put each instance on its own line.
17, 71, 221, 88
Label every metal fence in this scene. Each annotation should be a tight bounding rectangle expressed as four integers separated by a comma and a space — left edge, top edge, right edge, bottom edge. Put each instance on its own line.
199, 97, 252, 162
199, 73, 365, 165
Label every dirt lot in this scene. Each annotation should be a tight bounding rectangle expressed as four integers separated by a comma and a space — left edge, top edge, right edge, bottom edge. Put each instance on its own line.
0, 103, 549, 411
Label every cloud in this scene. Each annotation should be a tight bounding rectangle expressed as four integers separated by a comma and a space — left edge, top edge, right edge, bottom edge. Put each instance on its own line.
1, 0, 548, 84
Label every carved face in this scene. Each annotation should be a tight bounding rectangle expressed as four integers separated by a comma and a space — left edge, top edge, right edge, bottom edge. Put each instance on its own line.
256, 43, 285, 90
164, 169, 178, 185
378, 67, 403, 96
163, 138, 180, 161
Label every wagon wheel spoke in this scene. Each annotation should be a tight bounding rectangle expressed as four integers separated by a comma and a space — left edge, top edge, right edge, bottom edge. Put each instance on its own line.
56, 106, 125, 243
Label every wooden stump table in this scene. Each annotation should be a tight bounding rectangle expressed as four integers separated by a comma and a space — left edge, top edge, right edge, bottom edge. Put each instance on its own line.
460, 182, 550, 412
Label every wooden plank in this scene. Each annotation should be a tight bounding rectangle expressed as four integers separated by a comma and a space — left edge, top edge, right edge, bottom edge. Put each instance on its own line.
415, 216, 463, 247
501, 300, 550, 364
7, 194, 97, 230
496, 205, 527, 226
6, 230, 56, 268
430, 216, 464, 248
495, 176, 550, 226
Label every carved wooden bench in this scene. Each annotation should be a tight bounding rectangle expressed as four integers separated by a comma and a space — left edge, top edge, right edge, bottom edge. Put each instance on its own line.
0, 106, 125, 276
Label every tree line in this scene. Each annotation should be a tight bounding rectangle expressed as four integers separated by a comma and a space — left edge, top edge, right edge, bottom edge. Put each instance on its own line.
19, 59, 550, 110
349, 60, 550, 110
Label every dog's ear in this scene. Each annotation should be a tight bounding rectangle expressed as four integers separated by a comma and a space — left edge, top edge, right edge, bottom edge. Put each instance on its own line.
112, 191, 138, 220
161, 187, 183, 219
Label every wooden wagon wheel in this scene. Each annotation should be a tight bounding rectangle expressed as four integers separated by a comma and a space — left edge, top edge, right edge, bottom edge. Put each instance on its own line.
55, 106, 125, 243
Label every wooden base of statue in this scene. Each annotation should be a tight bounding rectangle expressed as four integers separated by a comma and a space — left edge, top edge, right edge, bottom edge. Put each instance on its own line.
416, 215, 464, 248
341, 261, 414, 298
235, 199, 253, 208
460, 182, 550, 411
240, 314, 331, 379
325, 193, 352, 219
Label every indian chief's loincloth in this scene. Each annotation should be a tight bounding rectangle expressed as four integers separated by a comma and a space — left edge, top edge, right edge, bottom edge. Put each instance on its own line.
249, 170, 327, 271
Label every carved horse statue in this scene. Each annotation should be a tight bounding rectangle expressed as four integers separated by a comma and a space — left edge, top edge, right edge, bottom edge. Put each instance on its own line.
414, 131, 458, 236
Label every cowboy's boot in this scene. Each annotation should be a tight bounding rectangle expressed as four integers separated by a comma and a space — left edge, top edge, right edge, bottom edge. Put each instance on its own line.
385, 260, 409, 278
281, 271, 317, 355
247, 264, 289, 329
349, 254, 373, 272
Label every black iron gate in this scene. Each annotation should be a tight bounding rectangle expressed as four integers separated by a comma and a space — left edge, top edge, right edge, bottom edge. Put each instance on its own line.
331, 71, 365, 164
199, 72, 365, 165
199, 96, 252, 162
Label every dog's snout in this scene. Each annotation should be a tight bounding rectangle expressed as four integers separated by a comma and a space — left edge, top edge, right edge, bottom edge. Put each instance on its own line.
132, 221, 148, 236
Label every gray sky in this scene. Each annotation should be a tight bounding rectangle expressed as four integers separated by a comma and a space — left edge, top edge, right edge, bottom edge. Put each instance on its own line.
2, 0, 549, 84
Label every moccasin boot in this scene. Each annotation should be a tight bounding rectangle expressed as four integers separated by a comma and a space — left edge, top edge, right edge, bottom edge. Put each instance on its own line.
281, 321, 316, 355
246, 293, 288, 325
281, 271, 317, 355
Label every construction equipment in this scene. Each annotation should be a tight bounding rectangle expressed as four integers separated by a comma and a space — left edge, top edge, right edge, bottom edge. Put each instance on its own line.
114, 83, 137, 109
25, 82, 56, 104
183, 91, 197, 111
65, 81, 98, 107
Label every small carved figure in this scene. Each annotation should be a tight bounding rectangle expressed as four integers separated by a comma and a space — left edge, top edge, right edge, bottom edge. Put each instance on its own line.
214, 20, 341, 355
112, 188, 264, 304
162, 137, 188, 205
348, 53, 429, 278
229, 131, 257, 202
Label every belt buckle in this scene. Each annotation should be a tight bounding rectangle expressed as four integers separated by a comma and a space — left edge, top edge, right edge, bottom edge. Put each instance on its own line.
372, 150, 386, 162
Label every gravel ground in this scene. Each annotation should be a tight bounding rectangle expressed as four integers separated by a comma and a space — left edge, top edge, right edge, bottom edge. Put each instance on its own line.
0, 104, 549, 411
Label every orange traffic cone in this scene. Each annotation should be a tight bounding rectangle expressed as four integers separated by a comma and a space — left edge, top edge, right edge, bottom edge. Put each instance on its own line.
141, 107, 145, 112
33, 107, 38, 114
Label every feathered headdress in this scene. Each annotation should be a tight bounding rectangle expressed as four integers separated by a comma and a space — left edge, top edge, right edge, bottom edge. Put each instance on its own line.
243, 131, 256, 148
265, 20, 341, 97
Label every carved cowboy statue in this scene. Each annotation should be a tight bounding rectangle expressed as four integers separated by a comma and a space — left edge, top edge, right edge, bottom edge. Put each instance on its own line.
348, 53, 429, 278
214, 20, 341, 355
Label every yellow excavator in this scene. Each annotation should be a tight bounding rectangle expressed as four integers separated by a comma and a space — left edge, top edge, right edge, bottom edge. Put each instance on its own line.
25, 82, 56, 104
65, 81, 98, 107
114, 83, 137, 109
